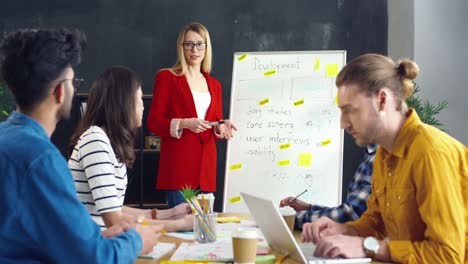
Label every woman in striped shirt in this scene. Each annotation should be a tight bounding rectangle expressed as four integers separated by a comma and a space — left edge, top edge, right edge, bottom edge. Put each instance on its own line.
68, 66, 193, 231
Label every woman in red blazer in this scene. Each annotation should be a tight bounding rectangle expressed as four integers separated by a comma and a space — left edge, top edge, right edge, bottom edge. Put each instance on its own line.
147, 22, 237, 207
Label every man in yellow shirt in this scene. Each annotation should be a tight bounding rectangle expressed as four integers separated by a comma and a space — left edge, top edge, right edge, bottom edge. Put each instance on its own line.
302, 53, 467, 263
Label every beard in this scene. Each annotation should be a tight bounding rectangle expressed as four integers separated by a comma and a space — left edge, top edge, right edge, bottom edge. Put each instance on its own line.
352, 113, 381, 147
355, 135, 374, 147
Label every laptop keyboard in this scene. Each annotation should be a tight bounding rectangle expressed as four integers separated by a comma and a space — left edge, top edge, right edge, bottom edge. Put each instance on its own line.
298, 243, 349, 262
298, 243, 316, 259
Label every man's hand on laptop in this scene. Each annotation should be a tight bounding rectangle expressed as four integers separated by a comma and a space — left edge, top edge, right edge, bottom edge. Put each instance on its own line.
314, 234, 366, 258
301, 216, 358, 244
279, 196, 310, 211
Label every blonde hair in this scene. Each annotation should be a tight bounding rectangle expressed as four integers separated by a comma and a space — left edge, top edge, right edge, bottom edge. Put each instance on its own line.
336, 53, 419, 109
168, 22, 212, 75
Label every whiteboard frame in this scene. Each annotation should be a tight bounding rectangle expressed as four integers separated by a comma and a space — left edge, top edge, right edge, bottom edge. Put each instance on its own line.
223, 50, 346, 212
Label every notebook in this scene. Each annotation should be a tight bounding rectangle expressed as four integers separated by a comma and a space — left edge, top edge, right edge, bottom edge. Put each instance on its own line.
240, 192, 371, 264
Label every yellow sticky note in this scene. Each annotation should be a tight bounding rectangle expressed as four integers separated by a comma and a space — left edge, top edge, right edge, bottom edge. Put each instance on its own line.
277, 160, 290, 166
279, 143, 291, 150
229, 196, 241, 203
264, 70, 276, 76
298, 153, 312, 167
315, 58, 320, 71
294, 99, 304, 106
321, 139, 331, 146
238, 53, 247, 61
333, 93, 338, 105
326, 64, 339, 77
259, 98, 269, 106
217, 216, 245, 223
230, 164, 242, 170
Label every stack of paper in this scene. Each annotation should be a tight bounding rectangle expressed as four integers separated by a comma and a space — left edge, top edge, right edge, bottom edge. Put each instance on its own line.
140, 242, 176, 259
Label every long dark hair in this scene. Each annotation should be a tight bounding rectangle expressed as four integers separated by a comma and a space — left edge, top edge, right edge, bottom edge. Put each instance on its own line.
69, 66, 140, 167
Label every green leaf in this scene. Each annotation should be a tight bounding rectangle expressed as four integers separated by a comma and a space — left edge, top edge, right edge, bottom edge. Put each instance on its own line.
179, 185, 200, 202
405, 83, 448, 130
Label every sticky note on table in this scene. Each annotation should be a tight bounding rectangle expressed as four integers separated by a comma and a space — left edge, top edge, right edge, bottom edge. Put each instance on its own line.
320, 139, 331, 146
238, 53, 247, 61
264, 70, 276, 76
293, 99, 304, 106
314, 58, 320, 71
229, 196, 241, 203
217, 216, 245, 223
277, 160, 290, 166
326, 64, 339, 77
279, 143, 291, 149
298, 153, 312, 167
230, 164, 242, 170
256, 254, 276, 263
259, 98, 269, 106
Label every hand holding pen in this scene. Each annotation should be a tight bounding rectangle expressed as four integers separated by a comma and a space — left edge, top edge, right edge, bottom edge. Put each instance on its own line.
279, 190, 311, 211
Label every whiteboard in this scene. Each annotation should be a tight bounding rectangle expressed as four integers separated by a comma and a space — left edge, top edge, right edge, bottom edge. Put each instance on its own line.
223, 51, 346, 212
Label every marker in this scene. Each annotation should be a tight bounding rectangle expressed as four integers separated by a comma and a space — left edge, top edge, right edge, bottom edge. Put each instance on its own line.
207, 120, 225, 126
137, 219, 167, 233
137, 219, 150, 226
289, 189, 307, 203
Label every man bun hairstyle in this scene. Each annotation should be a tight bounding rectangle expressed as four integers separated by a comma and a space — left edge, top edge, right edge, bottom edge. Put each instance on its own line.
336, 53, 419, 110
397, 59, 419, 99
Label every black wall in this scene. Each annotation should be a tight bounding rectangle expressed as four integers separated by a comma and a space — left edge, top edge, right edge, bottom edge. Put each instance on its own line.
0, 0, 387, 211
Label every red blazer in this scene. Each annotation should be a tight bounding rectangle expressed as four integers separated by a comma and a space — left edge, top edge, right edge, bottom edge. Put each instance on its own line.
147, 69, 223, 192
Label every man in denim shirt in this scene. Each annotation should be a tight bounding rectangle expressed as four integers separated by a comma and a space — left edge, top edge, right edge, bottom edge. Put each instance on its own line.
0, 28, 160, 263
280, 144, 376, 228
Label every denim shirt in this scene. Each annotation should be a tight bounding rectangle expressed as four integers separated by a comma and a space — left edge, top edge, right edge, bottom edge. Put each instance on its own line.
0, 111, 142, 263
295, 144, 377, 228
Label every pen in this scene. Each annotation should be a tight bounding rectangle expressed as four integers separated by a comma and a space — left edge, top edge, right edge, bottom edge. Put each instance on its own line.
289, 189, 307, 203
138, 219, 150, 226
274, 254, 288, 264
201, 194, 208, 214
207, 120, 225, 126
137, 219, 167, 233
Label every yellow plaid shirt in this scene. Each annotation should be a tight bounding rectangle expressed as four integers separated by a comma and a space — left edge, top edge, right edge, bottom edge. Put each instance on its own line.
347, 109, 467, 263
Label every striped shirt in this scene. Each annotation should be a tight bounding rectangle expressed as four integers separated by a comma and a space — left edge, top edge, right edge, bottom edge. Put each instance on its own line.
295, 144, 377, 228
68, 126, 127, 229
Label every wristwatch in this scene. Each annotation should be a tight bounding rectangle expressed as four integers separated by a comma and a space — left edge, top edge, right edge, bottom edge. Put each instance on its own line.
363, 236, 379, 257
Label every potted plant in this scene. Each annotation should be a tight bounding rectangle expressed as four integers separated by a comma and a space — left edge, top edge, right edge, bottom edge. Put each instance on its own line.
406, 83, 448, 130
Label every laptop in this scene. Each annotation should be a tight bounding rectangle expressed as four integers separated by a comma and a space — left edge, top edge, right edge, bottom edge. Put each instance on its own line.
240, 192, 371, 264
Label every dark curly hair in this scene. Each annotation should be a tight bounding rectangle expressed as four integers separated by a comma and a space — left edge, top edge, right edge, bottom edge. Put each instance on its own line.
0, 28, 86, 111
